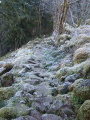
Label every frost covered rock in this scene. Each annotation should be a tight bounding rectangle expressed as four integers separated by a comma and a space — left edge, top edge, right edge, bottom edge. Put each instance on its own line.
22, 83, 35, 94
73, 46, 90, 63
14, 116, 37, 120
57, 60, 90, 80
78, 100, 90, 120
0, 104, 29, 119
71, 79, 90, 101
58, 82, 71, 94
41, 114, 62, 120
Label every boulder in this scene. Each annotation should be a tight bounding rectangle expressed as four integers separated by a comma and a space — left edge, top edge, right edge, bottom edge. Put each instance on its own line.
41, 114, 62, 120
57, 60, 90, 80
0, 87, 16, 101
65, 74, 80, 83
66, 33, 90, 52
32, 102, 46, 113
22, 84, 35, 94
71, 79, 90, 101
48, 100, 63, 114
58, 82, 71, 94
14, 116, 37, 120
30, 110, 42, 120
78, 100, 90, 120
0, 104, 29, 119
73, 47, 90, 63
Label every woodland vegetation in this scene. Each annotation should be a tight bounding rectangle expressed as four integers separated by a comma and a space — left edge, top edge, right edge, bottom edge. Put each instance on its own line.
0, 0, 90, 56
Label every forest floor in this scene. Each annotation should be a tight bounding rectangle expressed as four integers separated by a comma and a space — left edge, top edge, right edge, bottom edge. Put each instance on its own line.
0, 23, 90, 120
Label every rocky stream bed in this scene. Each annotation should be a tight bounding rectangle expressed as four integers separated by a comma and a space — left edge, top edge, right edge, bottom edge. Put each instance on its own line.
0, 22, 90, 120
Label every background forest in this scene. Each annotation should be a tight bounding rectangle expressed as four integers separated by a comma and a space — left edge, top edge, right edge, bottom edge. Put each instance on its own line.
0, 0, 90, 56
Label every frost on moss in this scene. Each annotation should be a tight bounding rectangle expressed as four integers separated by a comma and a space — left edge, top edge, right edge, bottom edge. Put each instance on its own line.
57, 60, 90, 80
78, 100, 90, 120
71, 79, 90, 101
0, 104, 29, 119
0, 87, 16, 101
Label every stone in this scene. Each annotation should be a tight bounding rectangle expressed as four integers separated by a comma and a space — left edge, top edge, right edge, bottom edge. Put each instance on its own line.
72, 79, 90, 101
24, 79, 40, 85
15, 91, 22, 97
14, 116, 37, 120
65, 74, 80, 83
73, 47, 90, 63
0, 104, 29, 119
34, 95, 53, 109
0, 87, 16, 101
32, 102, 46, 113
50, 87, 58, 96
22, 84, 35, 94
48, 100, 63, 114
30, 110, 42, 120
41, 114, 62, 120
57, 60, 90, 80
58, 82, 71, 94
66, 33, 90, 52
78, 100, 90, 120
0, 72, 14, 87
62, 107, 75, 117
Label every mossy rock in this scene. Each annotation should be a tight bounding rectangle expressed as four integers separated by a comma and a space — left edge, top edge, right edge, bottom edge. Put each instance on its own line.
72, 79, 90, 101
56, 60, 90, 80
73, 47, 90, 63
78, 100, 90, 120
0, 72, 14, 87
0, 104, 29, 119
0, 87, 16, 101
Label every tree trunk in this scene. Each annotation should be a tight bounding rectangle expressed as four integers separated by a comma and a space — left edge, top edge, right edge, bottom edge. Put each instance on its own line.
58, 0, 69, 34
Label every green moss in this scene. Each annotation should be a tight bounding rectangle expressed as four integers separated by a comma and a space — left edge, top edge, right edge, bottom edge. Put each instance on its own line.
72, 79, 90, 101
0, 87, 16, 101
78, 100, 90, 120
0, 104, 29, 119
57, 60, 90, 81
70, 93, 84, 110
0, 107, 17, 119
